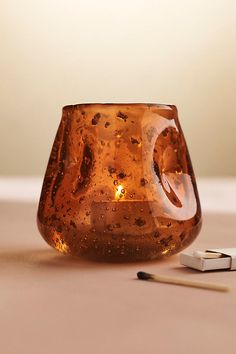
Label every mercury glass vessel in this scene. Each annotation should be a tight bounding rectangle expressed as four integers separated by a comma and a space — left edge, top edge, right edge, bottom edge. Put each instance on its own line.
37, 103, 202, 261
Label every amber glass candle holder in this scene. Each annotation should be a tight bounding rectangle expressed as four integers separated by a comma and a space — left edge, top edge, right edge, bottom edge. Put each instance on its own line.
37, 103, 201, 261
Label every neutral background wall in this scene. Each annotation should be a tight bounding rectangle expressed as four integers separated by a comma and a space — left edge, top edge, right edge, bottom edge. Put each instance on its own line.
1, 0, 236, 176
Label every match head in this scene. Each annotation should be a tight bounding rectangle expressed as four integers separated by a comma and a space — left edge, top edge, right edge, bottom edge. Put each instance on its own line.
137, 271, 153, 280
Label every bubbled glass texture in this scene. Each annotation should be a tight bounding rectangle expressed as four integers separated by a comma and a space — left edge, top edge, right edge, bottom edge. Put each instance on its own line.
37, 104, 202, 261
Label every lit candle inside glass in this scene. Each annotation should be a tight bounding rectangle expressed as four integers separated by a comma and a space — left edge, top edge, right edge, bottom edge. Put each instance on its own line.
91, 184, 157, 235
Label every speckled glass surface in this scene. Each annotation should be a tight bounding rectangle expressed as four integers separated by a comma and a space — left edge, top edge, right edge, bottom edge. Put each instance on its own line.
37, 103, 202, 261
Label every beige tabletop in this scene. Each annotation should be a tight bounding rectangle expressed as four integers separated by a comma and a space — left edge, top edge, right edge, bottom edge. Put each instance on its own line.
1, 178, 236, 354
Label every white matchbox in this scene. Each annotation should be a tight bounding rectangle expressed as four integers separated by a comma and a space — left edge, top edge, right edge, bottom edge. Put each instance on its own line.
180, 248, 236, 272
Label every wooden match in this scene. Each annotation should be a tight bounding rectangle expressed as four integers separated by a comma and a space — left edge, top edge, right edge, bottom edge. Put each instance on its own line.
137, 271, 229, 292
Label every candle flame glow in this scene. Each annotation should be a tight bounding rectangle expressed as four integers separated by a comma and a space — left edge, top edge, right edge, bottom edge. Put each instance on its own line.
115, 184, 125, 200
